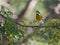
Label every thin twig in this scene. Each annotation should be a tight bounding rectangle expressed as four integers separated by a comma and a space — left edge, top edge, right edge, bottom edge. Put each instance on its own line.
0, 14, 60, 28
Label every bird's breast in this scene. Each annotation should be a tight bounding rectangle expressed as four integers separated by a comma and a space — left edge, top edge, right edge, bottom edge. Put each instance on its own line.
36, 14, 42, 22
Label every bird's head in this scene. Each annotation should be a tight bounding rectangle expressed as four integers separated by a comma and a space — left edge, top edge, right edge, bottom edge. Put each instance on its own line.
36, 10, 40, 15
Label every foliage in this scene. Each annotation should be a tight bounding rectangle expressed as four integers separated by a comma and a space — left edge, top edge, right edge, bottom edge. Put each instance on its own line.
0, 6, 24, 45
36, 19, 60, 45
1, 0, 60, 45
1, 6, 13, 17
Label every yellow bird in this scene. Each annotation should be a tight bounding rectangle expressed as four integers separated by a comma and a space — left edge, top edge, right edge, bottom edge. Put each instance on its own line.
36, 11, 42, 22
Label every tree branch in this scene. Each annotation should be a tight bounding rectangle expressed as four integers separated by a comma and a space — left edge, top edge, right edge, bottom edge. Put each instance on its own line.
41, 9, 60, 23
0, 14, 60, 28
16, 0, 31, 21
16, 0, 39, 21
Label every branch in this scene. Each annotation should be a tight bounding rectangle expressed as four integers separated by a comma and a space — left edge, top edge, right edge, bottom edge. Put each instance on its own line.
16, 0, 39, 21
16, 0, 31, 21
41, 9, 60, 23
0, 13, 60, 45
1, 1, 60, 45
0, 14, 60, 28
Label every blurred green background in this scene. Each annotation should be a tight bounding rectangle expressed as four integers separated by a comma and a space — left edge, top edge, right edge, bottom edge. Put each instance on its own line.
0, 0, 60, 45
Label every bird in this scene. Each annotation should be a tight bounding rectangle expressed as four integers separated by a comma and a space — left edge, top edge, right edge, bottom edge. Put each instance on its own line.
36, 10, 42, 22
